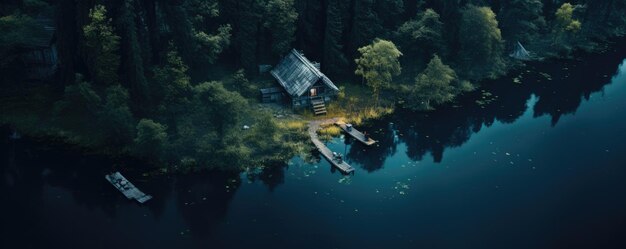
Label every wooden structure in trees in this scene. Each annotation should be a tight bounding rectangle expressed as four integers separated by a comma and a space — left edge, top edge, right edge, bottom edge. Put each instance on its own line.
17, 17, 58, 80
267, 49, 339, 115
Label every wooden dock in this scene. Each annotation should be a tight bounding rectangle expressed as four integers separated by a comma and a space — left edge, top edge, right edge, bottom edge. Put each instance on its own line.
308, 120, 355, 174
335, 121, 376, 146
105, 172, 152, 203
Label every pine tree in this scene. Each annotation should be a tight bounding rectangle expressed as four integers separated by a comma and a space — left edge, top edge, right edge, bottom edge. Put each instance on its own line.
118, 0, 149, 104
83, 4, 121, 86
499, 0, 545, 44
264, 0, 298, 56
322, 0, 348, 76
458, 5, 505, 80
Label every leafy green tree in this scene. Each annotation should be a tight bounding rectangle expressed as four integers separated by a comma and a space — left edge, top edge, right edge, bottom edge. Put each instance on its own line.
230, 69, 256, 98
499, 0, 545, 44
192, 81, 248, 140
264, 0, 298, 56
53, 74, 102, 118
194, 24, 232, 63
355, 39, 402, 105
458, 5, 505, 80
134, 119, 168, 160
99, 85, 135, 145
246, 113, 277, 153
396, 8, 445, 58
406, 55, 471, 111
185, 0, 231, 63
553, 2, 582, 42
185, 0, 220, 23
83, 4, 121, 86
177, 81, 250, 169
152, 47, 192, 117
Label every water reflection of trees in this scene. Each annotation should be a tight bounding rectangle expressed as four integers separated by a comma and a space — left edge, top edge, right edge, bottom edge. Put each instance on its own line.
0, 138, 241, 245
347, 48, 625, 168
174, 171, 239, 238
532, 52, 623, 125
346, 118, 399, 172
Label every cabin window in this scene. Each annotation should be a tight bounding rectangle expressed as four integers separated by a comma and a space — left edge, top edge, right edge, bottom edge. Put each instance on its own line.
310, 88, 317, 97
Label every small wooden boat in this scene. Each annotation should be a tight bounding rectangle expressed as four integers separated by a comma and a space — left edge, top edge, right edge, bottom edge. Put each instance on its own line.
105, 172, 152, 203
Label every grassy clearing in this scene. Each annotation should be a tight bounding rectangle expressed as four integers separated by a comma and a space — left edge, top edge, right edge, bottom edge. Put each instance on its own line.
318, 125, 341, 136
294, 82, 394, 124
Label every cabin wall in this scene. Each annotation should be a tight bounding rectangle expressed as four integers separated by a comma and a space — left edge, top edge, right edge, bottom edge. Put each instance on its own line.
290, 90, 337, 109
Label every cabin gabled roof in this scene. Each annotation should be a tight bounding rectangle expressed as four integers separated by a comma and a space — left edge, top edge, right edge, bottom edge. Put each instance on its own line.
270, 49, 339, 97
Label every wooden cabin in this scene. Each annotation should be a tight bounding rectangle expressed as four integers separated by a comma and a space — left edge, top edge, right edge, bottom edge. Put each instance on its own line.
17, 17, 58, 80
264, 49, 339, 115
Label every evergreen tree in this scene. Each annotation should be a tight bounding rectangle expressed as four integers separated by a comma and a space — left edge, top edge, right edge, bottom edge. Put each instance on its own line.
349, 0, 382, 58
322, 0, 348, 76
458, 5, 505, 80
164, 3, 195, 63
264, 0, 298, 56
294, 0, 324, 56
118, 0, 149, 104
83, 4, 121, 86
152, 46, 192, 119
233, 0, 263, 71
374, 0, 404, 31
185, 0, 232, 63
499, 0, 545, 44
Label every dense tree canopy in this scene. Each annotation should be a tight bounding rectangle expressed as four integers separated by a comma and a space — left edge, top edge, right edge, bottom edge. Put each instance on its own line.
355, 39, 402, 104
396, 8, 445, 62
405, 55, 472, 111
2, 0, 626, 172
458, 5, 506, 80
83, 5, 120, 86
555, 3, 582, 35
499, 0, 545, 44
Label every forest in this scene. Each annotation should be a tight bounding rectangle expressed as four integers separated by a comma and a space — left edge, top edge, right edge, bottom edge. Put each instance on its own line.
1, 0, 626, 173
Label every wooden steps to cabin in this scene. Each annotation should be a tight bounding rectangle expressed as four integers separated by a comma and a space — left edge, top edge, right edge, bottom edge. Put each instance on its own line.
311, 96, 327, 115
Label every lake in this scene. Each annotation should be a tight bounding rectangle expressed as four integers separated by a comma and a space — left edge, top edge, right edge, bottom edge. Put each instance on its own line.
2, 44, 626, 249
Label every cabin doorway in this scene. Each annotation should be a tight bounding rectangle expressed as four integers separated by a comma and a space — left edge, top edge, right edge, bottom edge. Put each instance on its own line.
310, 88, 317, 97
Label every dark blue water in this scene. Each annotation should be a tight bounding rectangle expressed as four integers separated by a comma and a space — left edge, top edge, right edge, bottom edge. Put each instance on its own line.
2, 46, 626, 249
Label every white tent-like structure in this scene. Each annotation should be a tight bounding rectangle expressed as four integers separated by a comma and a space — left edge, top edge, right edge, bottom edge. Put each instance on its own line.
510, 41, 531, 60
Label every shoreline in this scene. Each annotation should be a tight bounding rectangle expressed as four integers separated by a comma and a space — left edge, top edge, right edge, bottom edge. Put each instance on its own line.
2, 35, 625, 175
